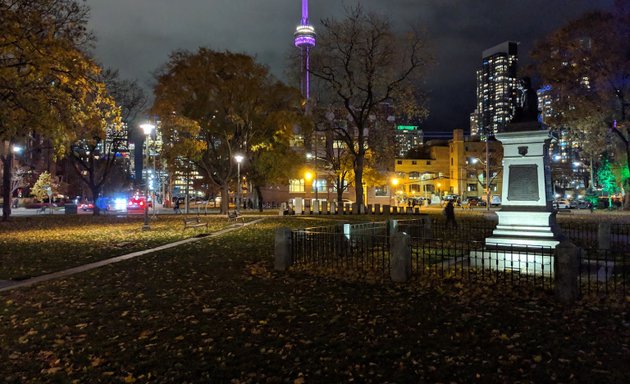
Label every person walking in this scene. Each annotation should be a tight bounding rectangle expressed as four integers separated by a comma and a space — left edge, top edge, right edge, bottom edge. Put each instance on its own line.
173, 198, 181, 214
444, 200, 457, 228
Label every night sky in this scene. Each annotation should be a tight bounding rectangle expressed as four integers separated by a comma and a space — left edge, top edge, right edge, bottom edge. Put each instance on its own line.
86, 0, 613, 135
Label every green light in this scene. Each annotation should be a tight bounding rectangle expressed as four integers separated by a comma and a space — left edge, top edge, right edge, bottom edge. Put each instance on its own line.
397, 125, 417, 131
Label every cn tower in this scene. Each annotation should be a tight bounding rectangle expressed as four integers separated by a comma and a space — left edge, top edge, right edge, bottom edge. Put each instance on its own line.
294, 0, 316, 101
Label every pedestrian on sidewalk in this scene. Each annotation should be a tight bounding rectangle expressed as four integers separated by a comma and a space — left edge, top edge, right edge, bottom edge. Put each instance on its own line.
444, 200, 457, 228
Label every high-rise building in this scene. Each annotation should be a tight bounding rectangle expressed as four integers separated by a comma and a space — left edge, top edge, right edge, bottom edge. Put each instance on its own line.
394, 125, 424, 157
471, 41, 521, 138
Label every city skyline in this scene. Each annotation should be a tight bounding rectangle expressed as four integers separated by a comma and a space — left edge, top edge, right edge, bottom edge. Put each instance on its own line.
86, 0, 613, 134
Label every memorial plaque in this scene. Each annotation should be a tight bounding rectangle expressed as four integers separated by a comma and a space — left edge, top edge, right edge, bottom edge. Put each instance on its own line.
507, 165, 539, 201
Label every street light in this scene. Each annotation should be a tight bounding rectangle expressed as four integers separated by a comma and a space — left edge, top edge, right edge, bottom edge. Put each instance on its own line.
140, 122, 155, 230
390, 177, 399, 206
234, 154, 244, 214
470, 155, 490, 211
306, 152, 318, 203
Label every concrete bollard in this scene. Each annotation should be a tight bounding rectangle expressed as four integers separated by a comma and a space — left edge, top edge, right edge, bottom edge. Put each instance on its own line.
274, 227, 292, 271
382, 204, 390, 215
374, 204, 381, 214
330, 202, 337, 214
598, 222, 611, 250
423, 216, 432, 239
367, 204, 373, 214
388, 219, 398, 236
554, 240, 580, 304
390, 232, 412, 282
313, 200, 320, 215
321, 201, 328, 215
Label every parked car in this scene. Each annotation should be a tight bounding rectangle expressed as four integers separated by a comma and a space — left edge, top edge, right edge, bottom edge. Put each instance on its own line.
443, 194, 459, 202
553, 199, 571, 209
127, 196, 149, 212
575, 200, 591, 209
80, 202, 94, 211
463, 196, 486, 207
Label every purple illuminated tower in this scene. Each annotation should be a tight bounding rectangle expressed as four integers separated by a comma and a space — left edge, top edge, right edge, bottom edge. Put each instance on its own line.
294, 0, 316, 101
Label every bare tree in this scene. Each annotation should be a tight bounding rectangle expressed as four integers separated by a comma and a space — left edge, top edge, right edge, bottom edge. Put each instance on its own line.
310, 5, 431, 210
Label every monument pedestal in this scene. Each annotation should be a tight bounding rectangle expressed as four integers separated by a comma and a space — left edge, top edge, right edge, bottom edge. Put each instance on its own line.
470, 129, 563, 276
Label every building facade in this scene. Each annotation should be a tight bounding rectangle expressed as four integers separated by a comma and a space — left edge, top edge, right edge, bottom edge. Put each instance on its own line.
392, 129, 503, 205
471, 41, 520, 138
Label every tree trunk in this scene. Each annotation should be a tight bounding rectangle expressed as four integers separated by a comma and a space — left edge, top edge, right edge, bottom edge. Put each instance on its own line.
90, 186, 101, 216
2, 152, 12, 221
220, 184, 229, 214
336, 175, 344, 214
354, 153, 365, 213
255, 185, 264, 212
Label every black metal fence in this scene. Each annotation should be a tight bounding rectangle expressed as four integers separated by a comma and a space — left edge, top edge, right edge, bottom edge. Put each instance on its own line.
578, 249, 629, 297
289, 217, 630, 298
291, 222, 391, 278
410, 239, 555, 290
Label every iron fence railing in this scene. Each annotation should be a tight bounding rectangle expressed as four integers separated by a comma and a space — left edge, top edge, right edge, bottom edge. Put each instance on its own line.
579, 248, 629, 296
410, 239, 555, 290
291, 226, 391, 278
288, 217, 630, 298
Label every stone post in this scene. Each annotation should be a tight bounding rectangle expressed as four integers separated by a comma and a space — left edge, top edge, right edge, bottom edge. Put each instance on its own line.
598, 222, 611, 251
382, 204, 390, 216
388, 219, 398, 236
423, 216, 432, 239
313, 200, 320, 215
367, 204, 373, 214
330, 202, 337, 214
274, 227, 292, 271
321, 201, 328, 215
554, 240, 580, 304
390, 232, 411, 282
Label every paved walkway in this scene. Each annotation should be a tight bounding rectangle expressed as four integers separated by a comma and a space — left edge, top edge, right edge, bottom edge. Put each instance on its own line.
0, 218, 266, 293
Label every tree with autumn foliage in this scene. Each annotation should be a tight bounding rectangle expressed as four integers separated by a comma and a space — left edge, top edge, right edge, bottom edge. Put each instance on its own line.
0, 0, 116, 220
152, 49, 302, 213
67, 70, 145, 215
531, 1, 630, 208
309, 5, 431, 212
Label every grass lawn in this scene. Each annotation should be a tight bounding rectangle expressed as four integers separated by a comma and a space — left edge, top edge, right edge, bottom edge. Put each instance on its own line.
0, 217, 628, 383
0, 214, 253, 280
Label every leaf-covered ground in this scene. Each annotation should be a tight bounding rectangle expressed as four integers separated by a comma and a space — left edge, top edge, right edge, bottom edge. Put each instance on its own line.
0, 215, 255, 280
0, 218, 628, 383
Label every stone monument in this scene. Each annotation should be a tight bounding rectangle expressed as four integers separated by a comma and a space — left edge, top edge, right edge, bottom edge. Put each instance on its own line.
471, 125, 564, 276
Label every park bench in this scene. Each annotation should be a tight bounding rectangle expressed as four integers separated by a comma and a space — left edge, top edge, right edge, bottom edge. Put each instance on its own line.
227, 210, 245, 225
182, 216, 208, 231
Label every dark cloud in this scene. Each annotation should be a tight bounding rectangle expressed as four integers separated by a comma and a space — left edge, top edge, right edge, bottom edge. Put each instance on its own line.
86, 0, 614, 133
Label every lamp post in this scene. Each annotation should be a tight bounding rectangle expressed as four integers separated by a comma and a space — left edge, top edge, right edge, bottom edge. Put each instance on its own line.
306, 152, 318, 203
234, 154, 244, 214
471, 155, 491, 211
140, 122, 155, 230
390, 177, 399, 207
485, 137, 490, 211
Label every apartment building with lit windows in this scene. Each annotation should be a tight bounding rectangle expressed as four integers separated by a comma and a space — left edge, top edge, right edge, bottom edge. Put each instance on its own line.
471, 41, 520, 138
392, 129, 503, 205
